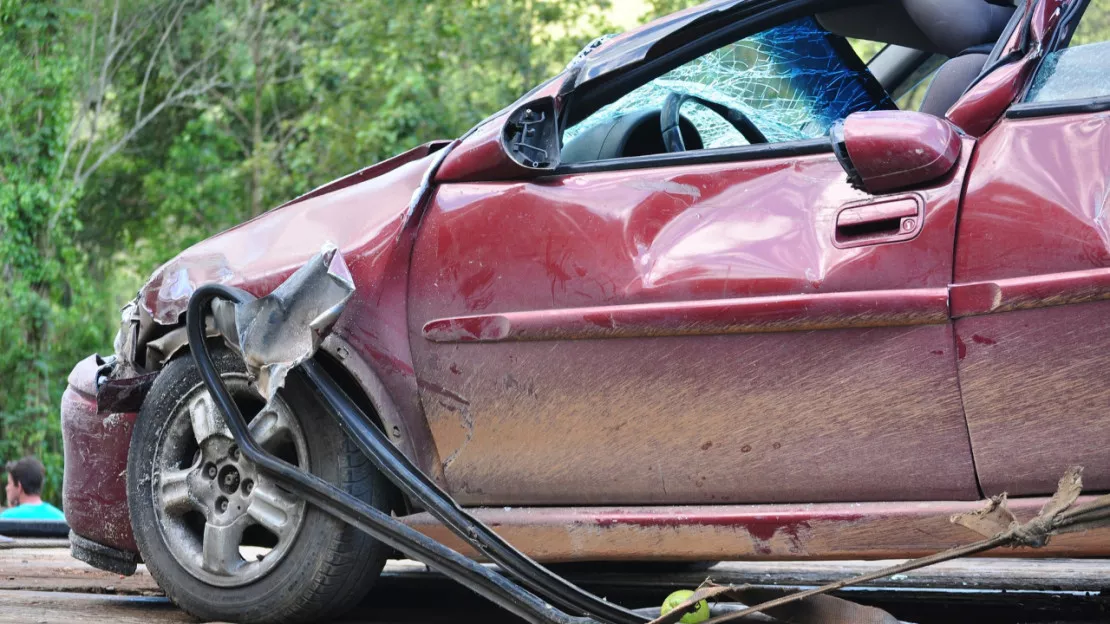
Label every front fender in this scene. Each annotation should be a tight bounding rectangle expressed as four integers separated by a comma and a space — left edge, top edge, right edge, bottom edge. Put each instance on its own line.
133, 145, 449, 482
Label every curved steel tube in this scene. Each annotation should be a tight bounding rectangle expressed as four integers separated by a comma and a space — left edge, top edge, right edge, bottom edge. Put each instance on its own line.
301, 359, 647, 624
186, 284, 582, 624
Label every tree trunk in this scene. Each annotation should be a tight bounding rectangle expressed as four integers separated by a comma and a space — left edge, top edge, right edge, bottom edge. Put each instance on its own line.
249, 0, 265, 218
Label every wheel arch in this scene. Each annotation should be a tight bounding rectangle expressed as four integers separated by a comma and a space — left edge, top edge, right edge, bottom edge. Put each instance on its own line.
138, 324, 426, 514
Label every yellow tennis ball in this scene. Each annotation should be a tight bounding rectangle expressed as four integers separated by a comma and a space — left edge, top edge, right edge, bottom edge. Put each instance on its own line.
660, 589, 710, 623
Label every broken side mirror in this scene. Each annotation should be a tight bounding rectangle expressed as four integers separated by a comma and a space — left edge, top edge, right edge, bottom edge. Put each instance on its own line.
830, 111, 961, 194
502, 96, 560, 171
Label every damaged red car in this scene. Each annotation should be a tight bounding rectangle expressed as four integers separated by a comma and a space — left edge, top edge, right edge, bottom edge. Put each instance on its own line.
61, 0, 1110, 621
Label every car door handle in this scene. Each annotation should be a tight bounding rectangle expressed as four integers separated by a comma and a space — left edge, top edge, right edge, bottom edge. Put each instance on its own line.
834, 196, 923, 248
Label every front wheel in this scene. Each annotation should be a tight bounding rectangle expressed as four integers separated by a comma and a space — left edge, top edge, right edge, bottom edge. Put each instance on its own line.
127, 348, 392, 624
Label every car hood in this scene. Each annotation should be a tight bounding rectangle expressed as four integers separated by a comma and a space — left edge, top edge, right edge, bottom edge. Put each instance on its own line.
139, 141, 449, 324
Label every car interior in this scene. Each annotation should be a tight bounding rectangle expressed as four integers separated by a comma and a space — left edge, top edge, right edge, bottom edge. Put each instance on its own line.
560, 0, 1018, 164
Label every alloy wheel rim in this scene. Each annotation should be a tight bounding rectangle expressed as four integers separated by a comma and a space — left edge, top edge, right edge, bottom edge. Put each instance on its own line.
152, 375, 308, 587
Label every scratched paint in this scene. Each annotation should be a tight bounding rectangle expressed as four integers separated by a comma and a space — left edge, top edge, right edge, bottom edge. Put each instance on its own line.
956, 301, 1110, 497
953, 113, 1110, 497
410, 138, 977, 506
61, 356, 138, 552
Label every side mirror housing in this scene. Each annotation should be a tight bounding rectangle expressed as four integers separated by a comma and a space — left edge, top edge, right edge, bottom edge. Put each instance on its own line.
831, 111, 961, 194
435, 96, 561, 183
502, 96, 560, 170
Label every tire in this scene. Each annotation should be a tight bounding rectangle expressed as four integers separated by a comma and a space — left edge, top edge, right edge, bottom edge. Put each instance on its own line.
128, 348, 392, 624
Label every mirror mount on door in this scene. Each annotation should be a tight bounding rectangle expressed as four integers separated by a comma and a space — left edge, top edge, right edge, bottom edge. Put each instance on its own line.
831, 111, 962, 194
502, 96, 560, 170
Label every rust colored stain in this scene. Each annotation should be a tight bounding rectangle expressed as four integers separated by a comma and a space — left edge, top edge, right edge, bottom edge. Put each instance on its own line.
970, 334, 996, 346
955, 334, 967, 360
402, 497, 1110, 562
700, 441, 712, 451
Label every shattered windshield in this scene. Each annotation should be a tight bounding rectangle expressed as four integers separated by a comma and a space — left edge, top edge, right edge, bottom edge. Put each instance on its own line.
564, 17, 893, 149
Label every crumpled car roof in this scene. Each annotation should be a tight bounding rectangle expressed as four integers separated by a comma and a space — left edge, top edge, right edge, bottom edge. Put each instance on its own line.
572, 0, 750, 86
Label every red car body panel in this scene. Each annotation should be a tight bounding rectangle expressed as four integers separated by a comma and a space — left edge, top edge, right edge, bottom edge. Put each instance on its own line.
436, 114, 522, 183
435, 75, 569, 184
407, 143, 980, 506
139, 148, 445, 477
947, 0, 1064, 137
61, 0, 1110, 563
953, 113, 1110, 497
421, 288, 951, 343
61, 355, 138, 552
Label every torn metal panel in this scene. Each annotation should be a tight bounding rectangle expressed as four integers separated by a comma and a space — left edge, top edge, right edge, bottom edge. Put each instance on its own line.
111, 152, 442, 481
230, 243, 355, 402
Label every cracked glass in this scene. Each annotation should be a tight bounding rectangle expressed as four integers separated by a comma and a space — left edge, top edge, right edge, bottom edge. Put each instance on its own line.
1025, 1, 1110, 103
564, 17, 892, 150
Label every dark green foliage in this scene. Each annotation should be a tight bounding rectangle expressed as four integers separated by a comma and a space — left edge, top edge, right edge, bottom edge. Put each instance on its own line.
0, 0, 616, 506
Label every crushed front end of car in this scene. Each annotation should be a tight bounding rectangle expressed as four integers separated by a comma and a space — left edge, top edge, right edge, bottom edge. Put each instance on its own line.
60, 141, 450, 574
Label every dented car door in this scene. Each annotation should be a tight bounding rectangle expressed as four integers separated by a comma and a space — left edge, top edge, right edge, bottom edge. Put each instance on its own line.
406, 13, 985, 508
408, 153, 982, 507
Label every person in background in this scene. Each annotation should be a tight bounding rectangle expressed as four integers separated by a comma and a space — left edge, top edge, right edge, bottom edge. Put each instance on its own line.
2, 456, 65, 520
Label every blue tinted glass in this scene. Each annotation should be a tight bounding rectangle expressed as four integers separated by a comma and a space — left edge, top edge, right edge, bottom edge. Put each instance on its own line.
565, 17, 891, 148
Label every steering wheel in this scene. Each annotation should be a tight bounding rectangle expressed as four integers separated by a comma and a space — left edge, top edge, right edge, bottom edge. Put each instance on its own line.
660, 91, 768, 152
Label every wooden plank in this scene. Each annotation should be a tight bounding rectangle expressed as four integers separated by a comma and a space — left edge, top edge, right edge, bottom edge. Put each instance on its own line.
558, 558, 1110, 592
0, 591, 188, 624
3, 547, 1107, 596
0, 551, 1104, 623
0, 548, 160, 595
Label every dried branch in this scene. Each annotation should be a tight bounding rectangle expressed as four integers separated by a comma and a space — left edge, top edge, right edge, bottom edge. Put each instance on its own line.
50, 0, 235, 229
136, 2, 189, 126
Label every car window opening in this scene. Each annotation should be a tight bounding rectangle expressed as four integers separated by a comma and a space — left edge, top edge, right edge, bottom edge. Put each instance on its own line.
560, 0, 1017, 167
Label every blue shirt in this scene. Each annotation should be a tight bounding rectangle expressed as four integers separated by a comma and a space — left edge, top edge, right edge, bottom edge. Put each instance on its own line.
0, 502, 65, 521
